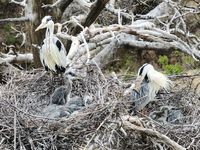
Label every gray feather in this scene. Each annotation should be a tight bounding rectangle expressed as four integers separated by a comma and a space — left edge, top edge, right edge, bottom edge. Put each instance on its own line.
130, 80, 150, 111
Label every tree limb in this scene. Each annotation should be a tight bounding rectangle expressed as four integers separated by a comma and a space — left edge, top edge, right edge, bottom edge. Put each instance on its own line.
0, 17, 29, 22
121, 116, 186, 150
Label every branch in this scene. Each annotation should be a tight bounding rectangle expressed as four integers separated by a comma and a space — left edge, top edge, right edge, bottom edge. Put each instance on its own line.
83, 0, 110, 27
41, 0, 73, 13
0, 17, 29, 22
73, 0, 92, 12
106, 0, 131, 20
10, 0, 27, 7
121, 116, 186, 150
0, 53, 33, 64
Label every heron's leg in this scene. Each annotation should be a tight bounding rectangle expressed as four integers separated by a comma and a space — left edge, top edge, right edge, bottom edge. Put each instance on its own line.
61, 72, 64, 84
142, 108, 145, 115
50, 71, 53, 83
49, 71, 54, 93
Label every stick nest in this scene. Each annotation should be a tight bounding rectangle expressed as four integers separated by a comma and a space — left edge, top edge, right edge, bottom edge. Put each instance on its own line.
1, 66, 200, 150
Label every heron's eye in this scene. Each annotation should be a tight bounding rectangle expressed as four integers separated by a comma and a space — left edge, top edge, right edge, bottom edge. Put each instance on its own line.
46, 18, 52, 22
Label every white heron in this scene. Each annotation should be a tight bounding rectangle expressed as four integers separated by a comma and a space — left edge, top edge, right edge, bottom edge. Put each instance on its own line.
130, 63, 173, 115
35, 16, 67, 82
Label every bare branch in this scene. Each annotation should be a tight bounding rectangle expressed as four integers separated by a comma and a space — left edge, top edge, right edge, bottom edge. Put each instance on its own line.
121, 117, 186, 150
10, 0, 27, 7
0, 52, 33, 64
0, 17, 29, 22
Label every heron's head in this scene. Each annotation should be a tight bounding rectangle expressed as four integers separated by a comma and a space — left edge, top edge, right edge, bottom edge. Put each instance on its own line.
35, 16, 54, 32
149, 110, 167, 122
135, 63, 154, 90
161, 106, 183, 113
64, 72, 82, 83
160, 106, 170, 114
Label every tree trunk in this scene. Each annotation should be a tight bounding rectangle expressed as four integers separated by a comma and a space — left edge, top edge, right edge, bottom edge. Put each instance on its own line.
25, 0, 62, 68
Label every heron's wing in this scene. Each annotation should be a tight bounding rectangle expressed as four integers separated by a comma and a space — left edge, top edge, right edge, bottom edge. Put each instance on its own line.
40, 38, 57, 72
130, 80, 150, 110
39, 41, 45, 67
52, 36, 67, 67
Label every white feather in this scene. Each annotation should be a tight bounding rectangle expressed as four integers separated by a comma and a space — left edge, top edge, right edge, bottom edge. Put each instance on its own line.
145, 65, 173, 100
37, 16, 67, 73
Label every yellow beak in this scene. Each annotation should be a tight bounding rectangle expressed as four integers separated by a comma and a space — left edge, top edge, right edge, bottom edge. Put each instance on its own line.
135, 77, 142, 90
35, 23, 46, 32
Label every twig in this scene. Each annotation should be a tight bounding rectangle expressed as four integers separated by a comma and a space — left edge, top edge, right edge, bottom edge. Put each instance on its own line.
84, 104, 117, 149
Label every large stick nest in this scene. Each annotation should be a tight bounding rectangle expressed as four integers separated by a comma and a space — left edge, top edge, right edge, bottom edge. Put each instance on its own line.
0, 65, 200, 150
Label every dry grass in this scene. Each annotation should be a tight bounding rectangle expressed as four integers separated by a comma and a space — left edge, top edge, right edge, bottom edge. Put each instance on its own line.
0, 66, 200, 150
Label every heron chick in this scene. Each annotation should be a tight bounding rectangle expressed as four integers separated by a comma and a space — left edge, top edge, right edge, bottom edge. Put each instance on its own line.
35, 16, 67, 82
44, 95, 92, 118
130, 63, 173, 115
51, 71, 82, 105
150, 106, 183, 124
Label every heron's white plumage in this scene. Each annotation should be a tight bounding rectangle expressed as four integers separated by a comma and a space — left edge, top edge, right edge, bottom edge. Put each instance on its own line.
146, 65, 172, 100
130, 63, 173, 112
36, 16, 67, 74
137, 63, 173, 100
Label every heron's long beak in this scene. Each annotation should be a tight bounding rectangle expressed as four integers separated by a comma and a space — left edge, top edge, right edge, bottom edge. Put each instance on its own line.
76, 76, 82, 79
175, 107, 184, 110
135, 77, 142, 90
35, 23, 46, 32
72, 73, 83, 79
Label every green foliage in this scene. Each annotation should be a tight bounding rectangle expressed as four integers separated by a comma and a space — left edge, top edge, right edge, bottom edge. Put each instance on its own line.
170, 24, 175, 28
159, 55, 168, 68
109, 66, 113, 73
165, 64, 183, 74
115, 52, 137, 72
4, 24, 11, 33
121, 54, 133, 68
131, 71, 136, 75
6, 35, 16, 43
4, 24, 16, 45
174, 51, 179, 55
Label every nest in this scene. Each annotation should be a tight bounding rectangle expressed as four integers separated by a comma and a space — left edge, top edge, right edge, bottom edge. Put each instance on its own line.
1, 65, 200, 150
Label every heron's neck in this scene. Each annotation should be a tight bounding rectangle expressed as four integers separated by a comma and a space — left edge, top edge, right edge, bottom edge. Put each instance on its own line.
66, 78, 72, 102
45, 25, 54, 39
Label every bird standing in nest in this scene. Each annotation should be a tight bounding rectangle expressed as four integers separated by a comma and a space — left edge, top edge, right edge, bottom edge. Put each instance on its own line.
44, 71, 92, 118
51, 71, 81, 105
35, 16, 67, 82
130, 63, 173, 115
44, 71, 82, 117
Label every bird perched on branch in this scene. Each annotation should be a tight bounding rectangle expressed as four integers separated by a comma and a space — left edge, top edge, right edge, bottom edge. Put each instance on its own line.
150, 106, 183, 124
130, 63, 173, 115
35, 16, 67, 82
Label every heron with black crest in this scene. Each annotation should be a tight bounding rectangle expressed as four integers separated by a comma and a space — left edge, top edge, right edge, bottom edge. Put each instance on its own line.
35, 16, 67, 82
130, 63, 173, 115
